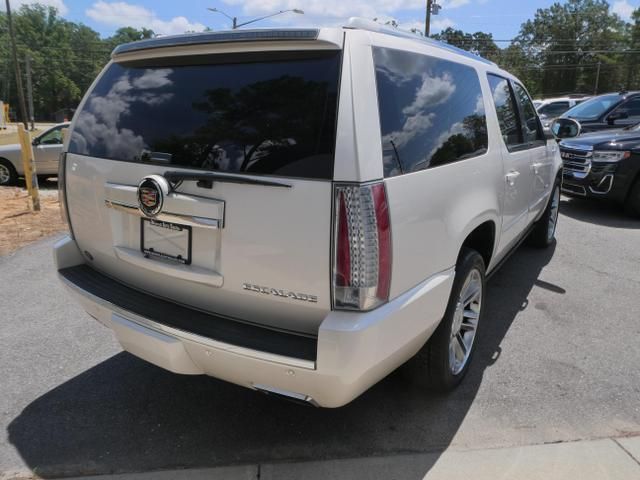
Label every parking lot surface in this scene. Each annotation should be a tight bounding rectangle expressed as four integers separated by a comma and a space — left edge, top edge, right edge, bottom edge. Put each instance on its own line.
1, 197, 639, 478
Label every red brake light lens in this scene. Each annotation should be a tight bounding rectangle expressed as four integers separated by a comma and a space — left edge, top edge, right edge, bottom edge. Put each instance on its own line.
333, 182, 391, 311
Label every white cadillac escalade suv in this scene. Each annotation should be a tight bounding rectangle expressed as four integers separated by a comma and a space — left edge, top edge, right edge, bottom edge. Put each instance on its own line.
54, 19, 562, 407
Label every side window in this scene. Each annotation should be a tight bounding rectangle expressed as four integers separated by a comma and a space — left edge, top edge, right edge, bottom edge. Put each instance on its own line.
539, 101, 570, 117
38, 126, 63, 145
487, 74, 522, 149
616, 97, 640, 119
373, 47, 488, 177
513, 83, 544, 144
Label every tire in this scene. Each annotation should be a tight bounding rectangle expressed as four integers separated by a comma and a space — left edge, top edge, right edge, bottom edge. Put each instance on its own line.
0, 159, 18, 186
624, 178, 640, 218
529, 180, 560, 248
407, 248, 486, 392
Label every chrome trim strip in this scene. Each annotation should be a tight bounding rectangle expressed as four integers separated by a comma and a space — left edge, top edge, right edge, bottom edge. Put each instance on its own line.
59, 272, 316, 370
113, 29, 320, 56
104, 200, 221, 229
589, 174, 614, 195
561, 183, 587, 196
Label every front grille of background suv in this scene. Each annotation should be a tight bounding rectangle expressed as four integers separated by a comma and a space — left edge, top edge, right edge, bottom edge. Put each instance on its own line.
560, 145, 593, 174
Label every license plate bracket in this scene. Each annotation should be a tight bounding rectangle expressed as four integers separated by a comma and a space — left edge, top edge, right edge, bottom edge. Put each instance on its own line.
141, 218, 192, 265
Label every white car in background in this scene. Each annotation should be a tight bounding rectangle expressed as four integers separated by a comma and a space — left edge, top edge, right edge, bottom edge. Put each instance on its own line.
534, 97, 591, 133
0, 122, 70, 186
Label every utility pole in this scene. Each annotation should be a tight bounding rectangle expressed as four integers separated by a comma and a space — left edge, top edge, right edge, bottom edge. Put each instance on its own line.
594, 61, 602, 95
425, 0, 432, 37
424, 0, 441, 37
5, 0, 29, 129
25, 55, 34, 131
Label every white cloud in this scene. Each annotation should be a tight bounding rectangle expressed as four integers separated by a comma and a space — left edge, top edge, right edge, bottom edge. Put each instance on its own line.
403, 72, 456, 115
85, 1, 206, 36
2, 0, 68, 15
431, 17, 456, 31
221, 0, 469, 28
612, 0, 636, 20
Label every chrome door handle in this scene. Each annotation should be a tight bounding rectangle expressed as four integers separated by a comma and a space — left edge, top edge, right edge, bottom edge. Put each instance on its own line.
505, 171, 520, 186
531, 162, 544, 174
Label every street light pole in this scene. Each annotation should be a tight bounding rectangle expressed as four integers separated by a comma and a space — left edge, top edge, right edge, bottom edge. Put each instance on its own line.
207, 7, 303, 29
5, 0, 29, 129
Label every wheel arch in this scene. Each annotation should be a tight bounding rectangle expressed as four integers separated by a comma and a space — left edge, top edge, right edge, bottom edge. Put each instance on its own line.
459, 219, 497, 272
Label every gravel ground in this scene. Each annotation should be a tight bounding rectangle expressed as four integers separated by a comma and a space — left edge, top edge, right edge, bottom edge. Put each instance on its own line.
1, 196, 639, 478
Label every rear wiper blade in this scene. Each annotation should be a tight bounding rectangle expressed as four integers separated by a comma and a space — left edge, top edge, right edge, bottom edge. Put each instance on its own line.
164, 171, 292, 189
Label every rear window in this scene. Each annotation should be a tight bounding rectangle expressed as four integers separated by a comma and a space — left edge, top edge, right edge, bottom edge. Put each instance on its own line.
373, 47, 488, 177
69, 51, 341, 180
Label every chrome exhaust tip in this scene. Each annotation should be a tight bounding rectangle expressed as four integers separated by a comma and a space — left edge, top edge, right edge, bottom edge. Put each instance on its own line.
252, 383, 318, 407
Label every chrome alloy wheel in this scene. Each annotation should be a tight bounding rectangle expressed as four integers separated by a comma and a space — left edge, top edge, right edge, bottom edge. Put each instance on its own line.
0, 164, 10, 185
547, 186, 560, 241
449, 268, 482, 375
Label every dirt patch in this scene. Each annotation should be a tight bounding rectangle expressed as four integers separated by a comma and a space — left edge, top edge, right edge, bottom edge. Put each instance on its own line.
0, 187, 67, 256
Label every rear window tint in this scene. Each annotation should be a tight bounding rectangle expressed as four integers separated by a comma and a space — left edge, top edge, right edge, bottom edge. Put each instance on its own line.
69, 51, 341, 180
373, 47, 488, 177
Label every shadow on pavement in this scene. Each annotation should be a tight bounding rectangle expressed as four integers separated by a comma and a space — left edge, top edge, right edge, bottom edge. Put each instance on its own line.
14, 177, 58, 191
560, 196, 640, 229
7, 244, 559, 478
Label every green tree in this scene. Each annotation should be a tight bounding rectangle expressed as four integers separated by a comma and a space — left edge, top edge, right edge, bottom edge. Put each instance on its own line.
105, 27, 155, 51
432, 27, 501, 63
0, 5, 157, 121
514, 0, 628, 96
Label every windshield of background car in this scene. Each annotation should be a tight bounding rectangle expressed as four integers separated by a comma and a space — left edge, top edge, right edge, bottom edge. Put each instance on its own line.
68, 51, 342, 180
564, 94, 620, 120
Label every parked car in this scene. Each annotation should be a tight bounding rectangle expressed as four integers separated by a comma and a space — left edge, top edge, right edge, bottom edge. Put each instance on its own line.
0, 122, 70, 186
552, 119, 640, 216
535, 96, 591, 134
559, 90, 640, 133
54, 19, 562, 408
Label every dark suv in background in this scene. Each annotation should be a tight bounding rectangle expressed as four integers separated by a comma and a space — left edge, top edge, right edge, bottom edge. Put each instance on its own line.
550, 91, 640, 216
560, 90, 640, 133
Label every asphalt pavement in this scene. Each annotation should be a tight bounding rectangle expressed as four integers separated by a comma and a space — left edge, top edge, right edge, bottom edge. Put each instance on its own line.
1, 196, 640, 478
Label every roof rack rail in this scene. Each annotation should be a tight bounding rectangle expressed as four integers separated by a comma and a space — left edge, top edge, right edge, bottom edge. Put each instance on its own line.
344, 17, 496, 66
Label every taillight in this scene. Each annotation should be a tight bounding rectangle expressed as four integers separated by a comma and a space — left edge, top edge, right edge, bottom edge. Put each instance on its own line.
332, 182, 391, 311
58, 152, 74, 239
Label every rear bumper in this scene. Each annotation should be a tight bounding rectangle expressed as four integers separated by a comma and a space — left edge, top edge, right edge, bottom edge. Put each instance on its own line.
54, 236, 454, 408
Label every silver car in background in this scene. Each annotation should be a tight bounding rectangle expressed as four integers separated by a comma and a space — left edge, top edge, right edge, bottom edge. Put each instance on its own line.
0, 122, 69, 186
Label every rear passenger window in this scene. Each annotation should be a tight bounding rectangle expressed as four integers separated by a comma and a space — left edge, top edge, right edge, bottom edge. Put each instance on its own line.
373, 47, 488, 177
487, 74, 522, 149
513, 83, 544, 144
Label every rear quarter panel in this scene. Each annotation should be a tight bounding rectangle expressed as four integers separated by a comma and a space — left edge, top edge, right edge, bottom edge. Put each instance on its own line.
347, 31, 505, 299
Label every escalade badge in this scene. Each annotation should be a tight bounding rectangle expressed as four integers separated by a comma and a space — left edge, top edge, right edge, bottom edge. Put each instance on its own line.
137, 175, 169, 217
242, 283, 318, 303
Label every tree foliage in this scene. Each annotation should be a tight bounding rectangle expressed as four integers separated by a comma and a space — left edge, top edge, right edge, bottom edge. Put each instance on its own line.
0, 4, 154, 121
433, 0, 640, 97
3, 1, 640, 117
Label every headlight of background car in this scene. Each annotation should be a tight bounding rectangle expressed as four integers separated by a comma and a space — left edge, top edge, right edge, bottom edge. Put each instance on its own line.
592, 150, 631, 162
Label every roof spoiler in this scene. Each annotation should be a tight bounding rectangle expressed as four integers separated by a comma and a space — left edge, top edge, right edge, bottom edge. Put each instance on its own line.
112, 29, 320, 57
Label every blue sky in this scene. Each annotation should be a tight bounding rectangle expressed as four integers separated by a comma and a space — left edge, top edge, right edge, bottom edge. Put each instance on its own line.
3, 0, 639, 41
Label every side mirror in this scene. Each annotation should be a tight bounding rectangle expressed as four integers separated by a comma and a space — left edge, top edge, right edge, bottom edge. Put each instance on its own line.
607, 110, 628, 124
31, 137, 40, 146
551, 118, 581, 139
